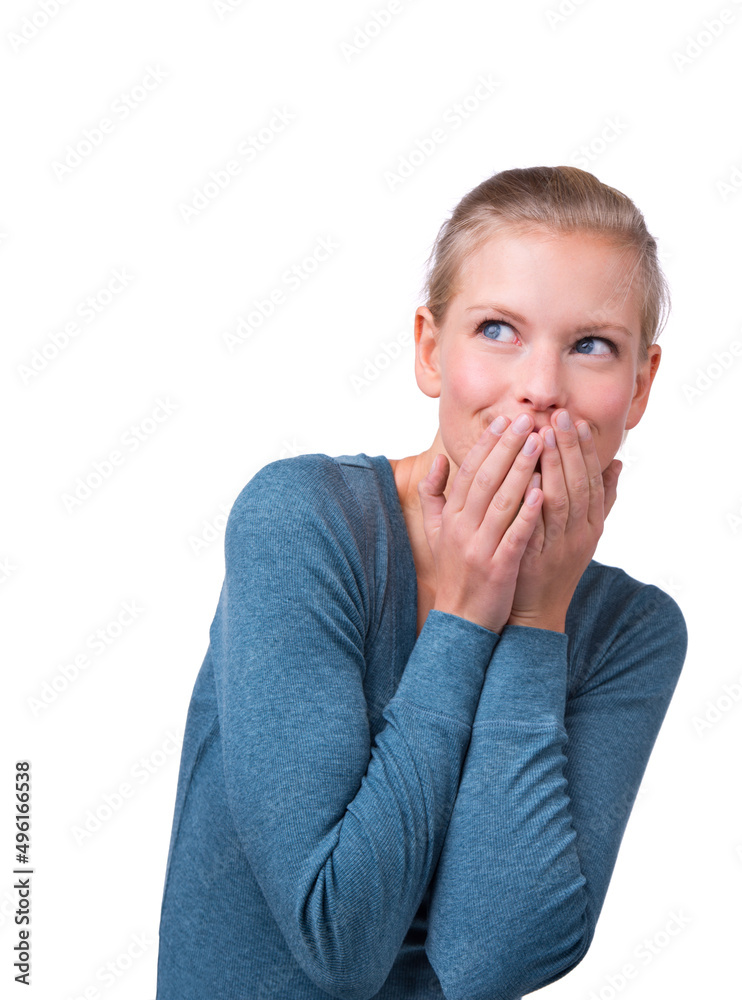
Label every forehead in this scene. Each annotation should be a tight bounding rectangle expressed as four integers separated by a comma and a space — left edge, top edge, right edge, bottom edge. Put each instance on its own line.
454, 228, 641, 322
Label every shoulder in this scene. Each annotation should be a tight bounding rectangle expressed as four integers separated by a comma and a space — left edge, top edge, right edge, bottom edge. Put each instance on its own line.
578, 560, 686, 633
214, 455, 375, 641
228, 453, 368, 520
568, 560, 688, 690
225, 453, 380, 562
231, 452, 346, 501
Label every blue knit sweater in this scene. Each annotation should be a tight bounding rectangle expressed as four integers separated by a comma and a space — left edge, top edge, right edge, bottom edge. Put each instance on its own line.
155, 452, 687, 1000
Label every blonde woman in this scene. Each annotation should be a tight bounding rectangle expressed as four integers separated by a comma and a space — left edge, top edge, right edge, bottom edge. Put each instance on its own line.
155, 166, 687, 1000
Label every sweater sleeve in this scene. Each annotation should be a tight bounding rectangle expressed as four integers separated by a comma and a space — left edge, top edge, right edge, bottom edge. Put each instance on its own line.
424, 583, 688, 1000
209, 459, 500, 1000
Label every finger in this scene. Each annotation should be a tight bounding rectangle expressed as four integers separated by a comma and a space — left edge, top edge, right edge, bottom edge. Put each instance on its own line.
462, 412, 540, 528
551, 409, 590, 531
443, 415, 511, 515
417, 453, 450, 545
517, 469, 542, 526
538, 423, 569, 541
521, 471, 545, 555
479, 430, 544, 549
497, 484, 544, 566
574, 420, 606, 530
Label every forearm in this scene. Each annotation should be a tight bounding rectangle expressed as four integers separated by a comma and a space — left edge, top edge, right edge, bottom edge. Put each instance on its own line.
425, 626, 589, 1000
425, 580, 688, 1000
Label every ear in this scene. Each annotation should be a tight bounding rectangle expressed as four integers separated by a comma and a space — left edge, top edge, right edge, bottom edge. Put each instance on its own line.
624, 344, 661, 431
414, 306, 444, 399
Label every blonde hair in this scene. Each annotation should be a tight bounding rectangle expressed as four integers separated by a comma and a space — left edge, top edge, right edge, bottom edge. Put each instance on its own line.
423, 165, 670, 363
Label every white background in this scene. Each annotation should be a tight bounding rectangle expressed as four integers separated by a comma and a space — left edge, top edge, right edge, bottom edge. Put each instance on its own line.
3, 0, 740, 997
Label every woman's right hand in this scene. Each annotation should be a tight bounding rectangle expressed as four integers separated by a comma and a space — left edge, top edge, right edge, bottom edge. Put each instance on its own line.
417, 413, 544, 635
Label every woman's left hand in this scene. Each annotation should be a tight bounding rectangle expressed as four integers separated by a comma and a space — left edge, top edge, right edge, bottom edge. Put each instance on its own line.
506, 408, 622, 632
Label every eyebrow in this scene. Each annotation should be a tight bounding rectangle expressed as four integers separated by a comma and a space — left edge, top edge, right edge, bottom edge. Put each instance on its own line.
465, 304, 635, 338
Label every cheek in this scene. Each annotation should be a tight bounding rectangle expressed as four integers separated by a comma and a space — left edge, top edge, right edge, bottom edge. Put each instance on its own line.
437, 353, 501, 460
440, 349, 501, 408
589, 385, 633, 468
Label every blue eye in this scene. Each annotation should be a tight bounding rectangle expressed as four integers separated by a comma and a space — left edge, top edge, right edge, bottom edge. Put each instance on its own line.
476, 319, 517, 342
573, 336, 617, 356
474, 318, 620, 357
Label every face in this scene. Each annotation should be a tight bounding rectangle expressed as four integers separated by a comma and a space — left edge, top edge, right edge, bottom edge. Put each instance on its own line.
414, 228, 661, 477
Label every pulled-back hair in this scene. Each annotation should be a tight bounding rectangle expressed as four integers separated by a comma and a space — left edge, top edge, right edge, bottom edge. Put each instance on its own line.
423, 166, 670, 362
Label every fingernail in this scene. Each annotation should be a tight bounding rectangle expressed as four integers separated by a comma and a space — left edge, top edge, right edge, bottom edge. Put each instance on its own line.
577, 421, 591, 441
523, 432, 540, 455
544, 427, 556, 449
556, 410, 571, 431
489, 415, 508, 435
512, 413, 531, 434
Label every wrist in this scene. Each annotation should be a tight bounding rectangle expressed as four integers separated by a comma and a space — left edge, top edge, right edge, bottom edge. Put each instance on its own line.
433, 597, 506, 634
506, 613, 566, 634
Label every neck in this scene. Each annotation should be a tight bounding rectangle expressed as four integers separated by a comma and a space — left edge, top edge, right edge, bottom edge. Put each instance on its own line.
391, 430, 458, 513
388, 435, 456, 592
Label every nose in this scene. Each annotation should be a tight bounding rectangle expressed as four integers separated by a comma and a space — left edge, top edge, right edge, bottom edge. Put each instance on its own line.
514, 344, 567, 415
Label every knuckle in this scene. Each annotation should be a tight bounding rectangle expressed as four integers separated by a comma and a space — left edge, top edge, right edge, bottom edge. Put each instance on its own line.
571, 472, 590, 497
498, 436, 522, 462
589, 471, 604, 493
500, 526, 525, 553
515, 451, 537, 472
462, 544, 484, 573
473, 465, 496, 492
561, 433, 581, 451
458, 455, 480, 479
490, 489, 512, 514
570, 503, 588, 523
545, 521, 563, 542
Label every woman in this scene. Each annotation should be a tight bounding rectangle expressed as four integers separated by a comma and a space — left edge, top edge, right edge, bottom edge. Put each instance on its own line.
155, 166, 687, 999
